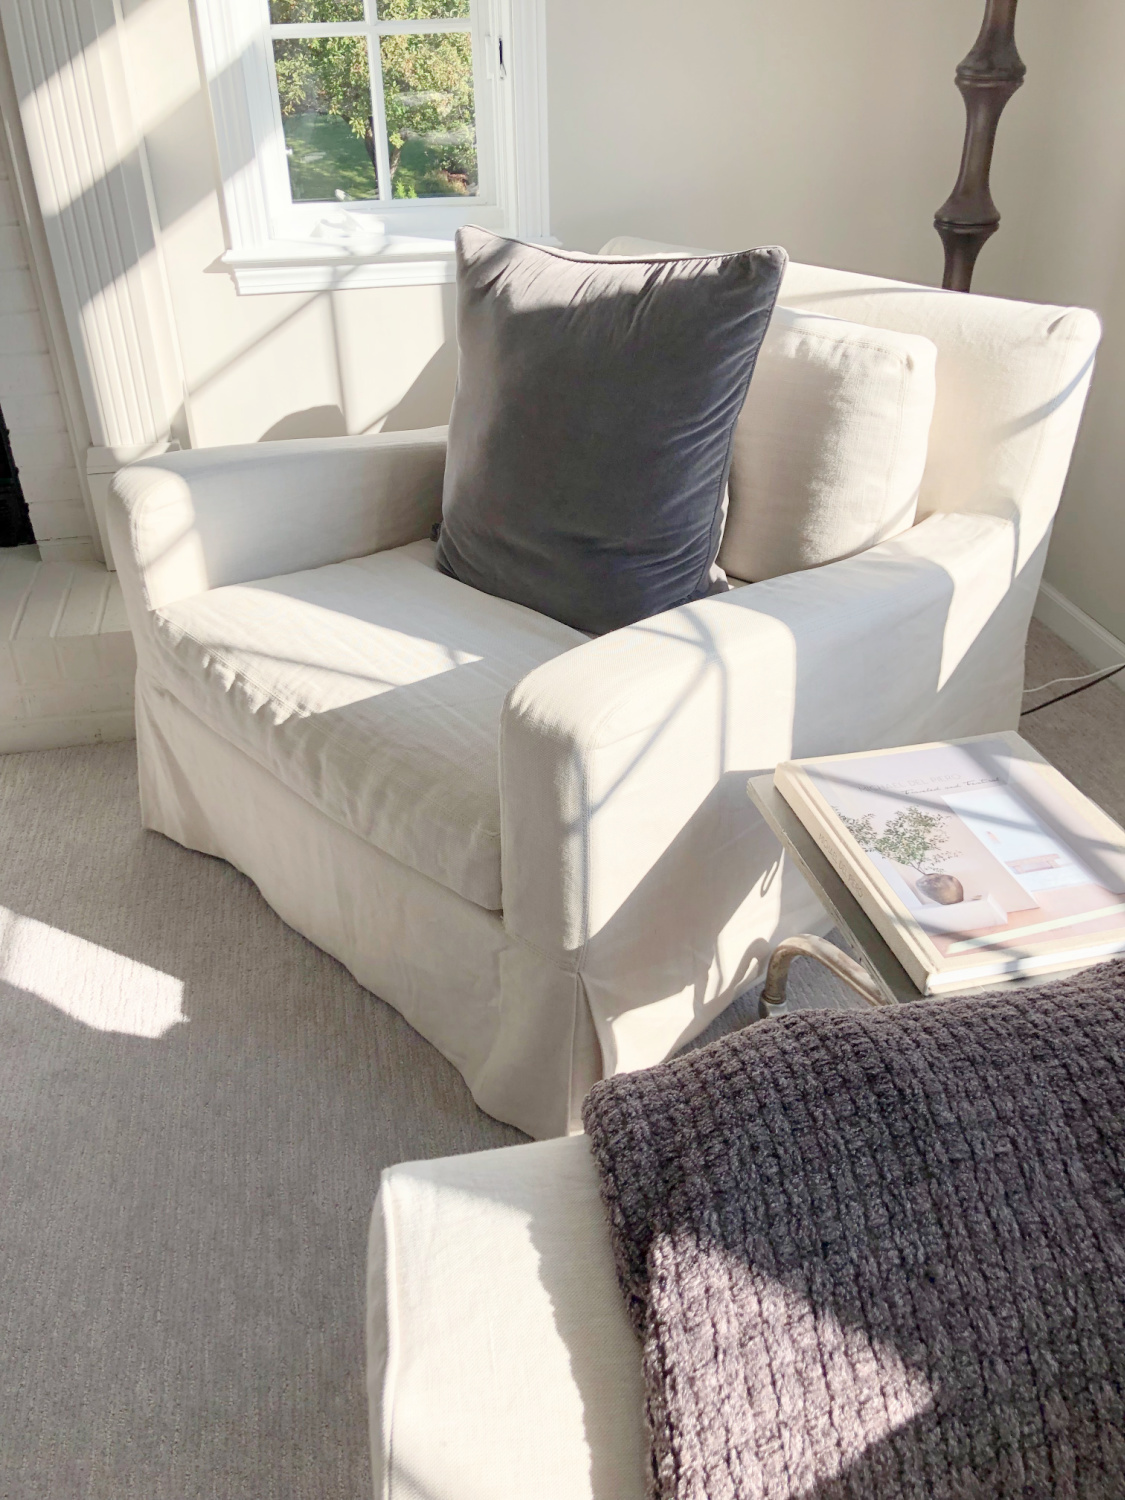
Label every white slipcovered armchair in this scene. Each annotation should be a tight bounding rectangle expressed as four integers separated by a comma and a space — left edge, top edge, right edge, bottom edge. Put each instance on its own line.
106, 251, 1099, 1138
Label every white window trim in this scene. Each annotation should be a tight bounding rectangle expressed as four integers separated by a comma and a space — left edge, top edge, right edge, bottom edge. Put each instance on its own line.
192, 0, 549, 294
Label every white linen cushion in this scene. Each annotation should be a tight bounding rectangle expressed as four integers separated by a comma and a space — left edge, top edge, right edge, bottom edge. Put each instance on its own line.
598, 237, 937, 582
723, 307, 937, 580
149, 539, 586, 909
368, 1136, 645, 1500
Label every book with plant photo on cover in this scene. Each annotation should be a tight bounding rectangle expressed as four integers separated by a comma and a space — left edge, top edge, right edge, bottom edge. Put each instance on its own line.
773, 731, 1125, 993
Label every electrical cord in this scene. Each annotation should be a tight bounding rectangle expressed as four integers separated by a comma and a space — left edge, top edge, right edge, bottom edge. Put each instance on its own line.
1024, 665, 1124, 695
1020, 661, 1125, 717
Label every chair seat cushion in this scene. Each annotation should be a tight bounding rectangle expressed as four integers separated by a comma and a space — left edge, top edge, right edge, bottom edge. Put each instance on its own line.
150, 540, 586, 909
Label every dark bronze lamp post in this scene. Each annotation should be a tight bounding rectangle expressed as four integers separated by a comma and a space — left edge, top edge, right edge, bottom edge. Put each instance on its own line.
934, 0, 1025, 292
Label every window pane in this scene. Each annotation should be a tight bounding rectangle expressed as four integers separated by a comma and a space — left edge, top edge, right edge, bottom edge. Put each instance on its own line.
273, 37, 379, 201
380, 32, 477, 199
270, 0, 364, 21
377, 0, 471, 17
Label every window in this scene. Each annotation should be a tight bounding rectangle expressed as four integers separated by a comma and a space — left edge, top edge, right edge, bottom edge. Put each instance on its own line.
194, 0, 548, 292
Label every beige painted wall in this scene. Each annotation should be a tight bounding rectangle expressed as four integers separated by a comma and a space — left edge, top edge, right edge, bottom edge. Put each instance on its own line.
113, 0, 1122, 638
550, 0, 984, 278
125, 0, 991, 447
975, 0, 1125, 644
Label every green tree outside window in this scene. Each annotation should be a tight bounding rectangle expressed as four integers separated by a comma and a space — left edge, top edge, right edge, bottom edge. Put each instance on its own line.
272, 0, 477, 202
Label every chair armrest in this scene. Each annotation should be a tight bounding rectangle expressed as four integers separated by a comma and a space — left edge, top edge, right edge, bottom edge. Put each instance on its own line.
500, 510, 1027, 959
368, 1138, 646, 1499
106, 426, 447, 615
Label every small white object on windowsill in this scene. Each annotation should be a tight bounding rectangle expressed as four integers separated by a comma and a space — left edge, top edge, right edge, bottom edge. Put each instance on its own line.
311, 209, 387, 253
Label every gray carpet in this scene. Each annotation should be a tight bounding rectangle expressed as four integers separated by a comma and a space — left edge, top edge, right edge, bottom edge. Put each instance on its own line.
0, 742, 524, 1500
1020, 618, 1125, 828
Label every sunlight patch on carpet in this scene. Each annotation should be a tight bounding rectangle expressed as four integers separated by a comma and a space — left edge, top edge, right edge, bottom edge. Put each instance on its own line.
0, 907, 186, 1038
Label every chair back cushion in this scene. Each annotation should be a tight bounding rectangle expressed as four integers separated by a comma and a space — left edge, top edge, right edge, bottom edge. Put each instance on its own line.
721, 306, 936, 581
601, 238, 1101, 582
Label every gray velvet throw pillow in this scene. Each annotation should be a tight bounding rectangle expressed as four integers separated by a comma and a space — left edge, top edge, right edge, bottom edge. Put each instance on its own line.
435, 228, 786, 635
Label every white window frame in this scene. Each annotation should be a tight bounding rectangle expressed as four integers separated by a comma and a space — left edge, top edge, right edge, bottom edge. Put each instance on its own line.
193, 0, 548, 293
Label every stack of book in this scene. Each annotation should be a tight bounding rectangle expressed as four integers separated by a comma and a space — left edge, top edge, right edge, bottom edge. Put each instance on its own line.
774, 731, 1125, 994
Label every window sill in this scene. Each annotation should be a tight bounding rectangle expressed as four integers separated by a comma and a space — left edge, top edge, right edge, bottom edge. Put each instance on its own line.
221, 237, 459, 295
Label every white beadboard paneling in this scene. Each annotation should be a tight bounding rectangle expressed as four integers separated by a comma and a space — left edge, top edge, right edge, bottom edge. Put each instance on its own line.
6, 429, 74, 469
15, 562, 71, 638
0, 551, 36, 638
36, 537, 98, 563
26, 498, 90, 540
0, 710, 134, 751
11, 637, 60, 685
0, 352, 58, 397
95, 627, 134, 675
55, 631, 99, 683
2, 391, 67, 432
7, 677, 134, 719
0, 309, 48, 352
0, 222, 26, 267
55, 561, 112, 635
0, 0, 185, 451
0, 64, 95, 555
100, 584, 129, 634
0, 553, 136, 749
19, 463, 83, 504
0, 268, 37, 312
0, 14, 99, 558
12, 646, 120, 694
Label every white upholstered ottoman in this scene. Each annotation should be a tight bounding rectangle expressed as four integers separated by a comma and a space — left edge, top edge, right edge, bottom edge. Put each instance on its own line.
366, 1137, 646, 1499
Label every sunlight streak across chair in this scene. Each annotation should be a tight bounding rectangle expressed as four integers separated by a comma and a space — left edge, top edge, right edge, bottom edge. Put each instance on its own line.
0, 908, 186, 1038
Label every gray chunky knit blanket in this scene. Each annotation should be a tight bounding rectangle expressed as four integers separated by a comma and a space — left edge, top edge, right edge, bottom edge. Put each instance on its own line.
583, 961, 1125, 1500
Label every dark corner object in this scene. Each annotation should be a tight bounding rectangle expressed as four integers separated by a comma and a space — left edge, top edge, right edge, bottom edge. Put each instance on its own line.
935, 0, 1025, 293
0, 404, 34, 549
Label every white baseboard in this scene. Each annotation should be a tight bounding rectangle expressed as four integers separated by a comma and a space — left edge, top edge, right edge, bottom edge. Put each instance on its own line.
1034, 582, 1125, 696
0, 710, 135, 754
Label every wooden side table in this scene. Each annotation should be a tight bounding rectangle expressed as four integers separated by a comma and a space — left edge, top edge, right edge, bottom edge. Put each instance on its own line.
747, 773, 1109, 1021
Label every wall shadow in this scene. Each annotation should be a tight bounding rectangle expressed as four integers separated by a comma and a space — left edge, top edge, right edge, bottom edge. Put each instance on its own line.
379, 291, 458, 433
258, 404, 347, 442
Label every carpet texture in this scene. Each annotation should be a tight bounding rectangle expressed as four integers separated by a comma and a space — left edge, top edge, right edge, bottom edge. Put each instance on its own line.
0, 742, 524, 1500
1020, 619, 1125, 828
584, 961, 1125, 1500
